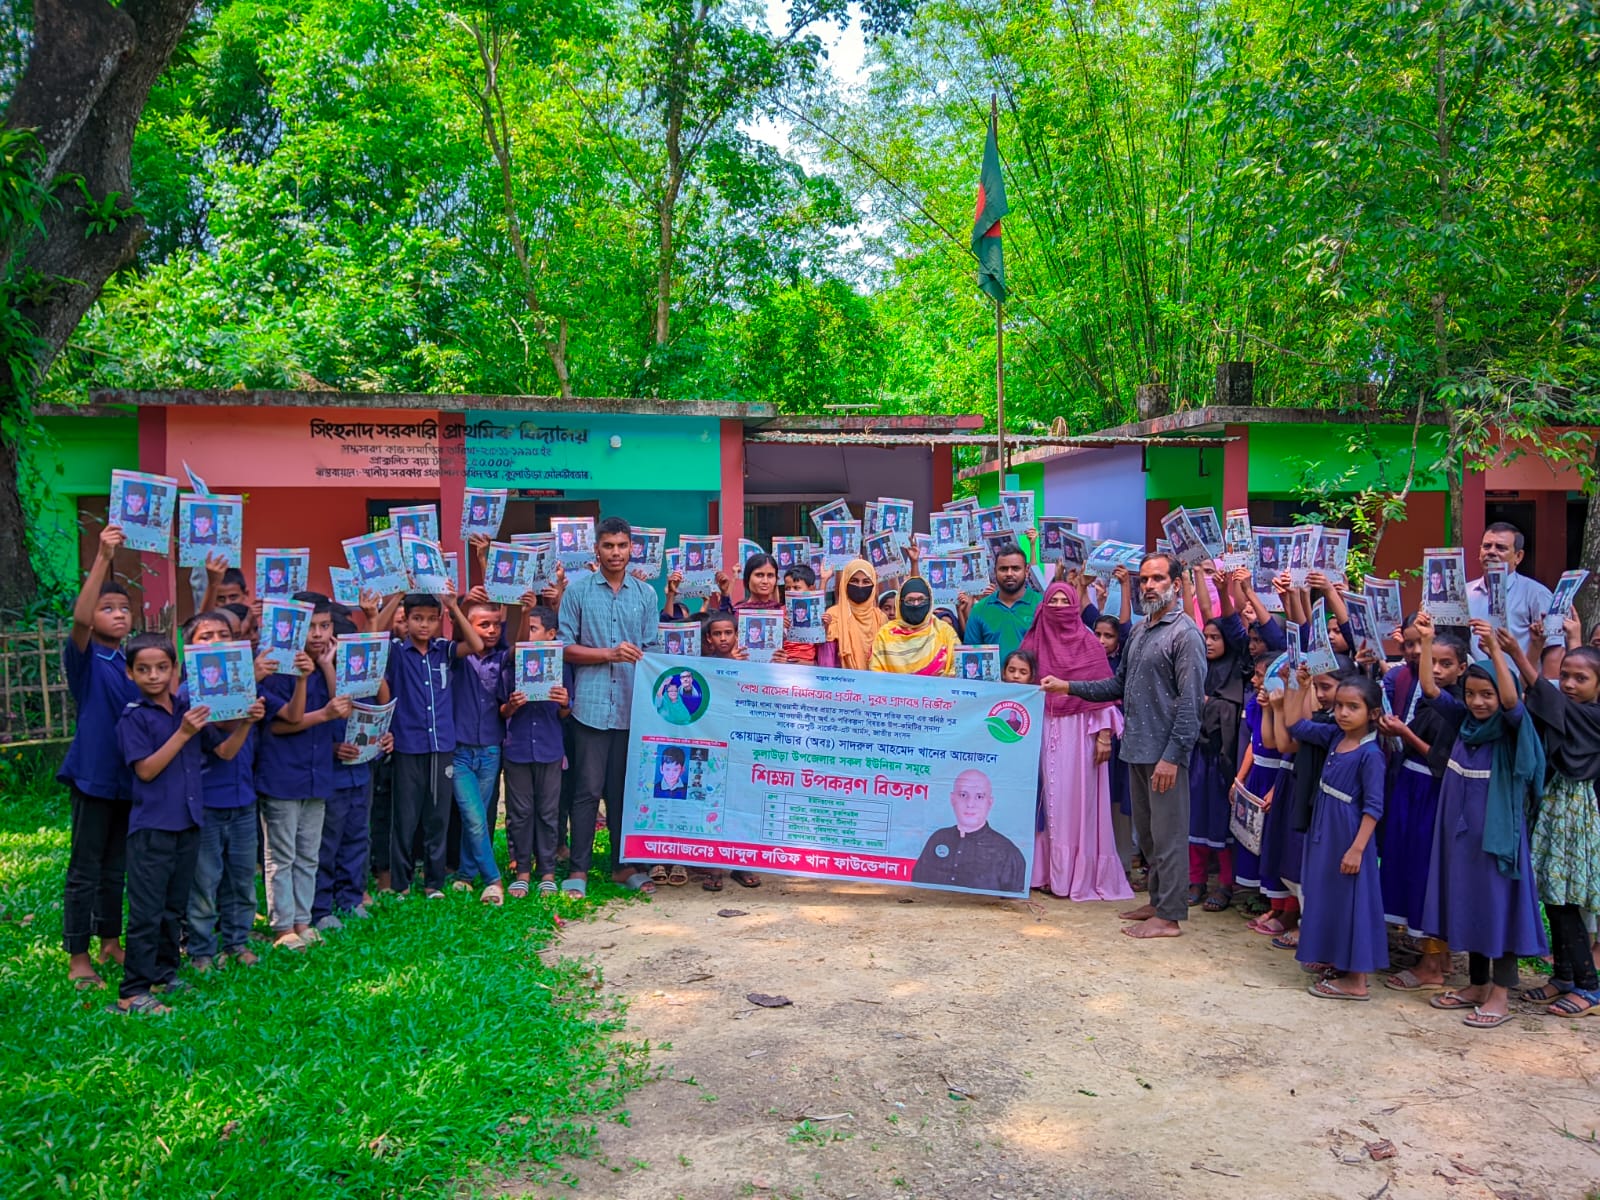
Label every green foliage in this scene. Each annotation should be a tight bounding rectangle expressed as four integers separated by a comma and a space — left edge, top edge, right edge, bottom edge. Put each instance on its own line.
0, 751, 650, 1199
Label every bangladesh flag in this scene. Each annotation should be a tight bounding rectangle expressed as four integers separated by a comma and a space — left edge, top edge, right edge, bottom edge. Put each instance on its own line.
971, 107, 1008, 304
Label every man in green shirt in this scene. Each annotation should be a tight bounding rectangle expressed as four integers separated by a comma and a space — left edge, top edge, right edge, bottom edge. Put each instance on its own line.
961, 541, 1041, 659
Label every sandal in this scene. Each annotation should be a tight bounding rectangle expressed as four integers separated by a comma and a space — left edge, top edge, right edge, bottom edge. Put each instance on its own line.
730, 871, 762, 889
1429, 990, 1478, 1011
702, 874, 724, 892
508, 880, 530, 899
481, 882, 505, 907
560, 878, 588, 900
1202, 886, 1233, 913
1519, 981, 1570, 1004
620, 871, 657, 894
71, 972, 107, 992
537, 880, 558, 896
1463, 1008, 1514, 1029
1185, 883, 1205, 907
649, 865, 669, 884
1548, 990, 1600, 1018
666, 866, 689, 887
1308, 977, 1370, 1001
1270, 931, 1300, 951
1384, 968, 1444, 992
107, 992, 171, 1016
1247, 916, 1287, 936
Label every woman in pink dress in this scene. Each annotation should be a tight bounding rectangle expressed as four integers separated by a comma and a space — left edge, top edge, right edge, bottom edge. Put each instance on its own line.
1021, 582, 1132, 901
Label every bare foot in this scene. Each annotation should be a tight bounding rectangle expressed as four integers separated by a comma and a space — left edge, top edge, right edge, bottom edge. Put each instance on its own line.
1122, 917, 1182, 939
1118, 904, 1158, 921
96, 939, 125, 966
68, 952, 106, 990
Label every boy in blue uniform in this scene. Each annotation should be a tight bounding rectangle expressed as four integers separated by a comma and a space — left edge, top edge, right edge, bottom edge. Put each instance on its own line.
182, 611, 270, 971
114, 634, 252, 1013
257, 603, 346, 950
380, 589, 484, 897
315, 610, 392, 930
451, 596, 509, 903
498, 605, 571, 897
61, 524, 138, 991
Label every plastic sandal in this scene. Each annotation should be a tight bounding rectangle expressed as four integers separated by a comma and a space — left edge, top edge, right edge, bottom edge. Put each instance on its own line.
508, 880, 530, 899
560, 878, 587, 899
107, 992, 171, 1016
666, 866, 689, 887
481, 882, 504, 906
1202, 886, 1232, 913
1549, 990, 1600, 1019
537, 880, 558, 896
1463, 1008, 1514, 1028
730, 871, 762, 889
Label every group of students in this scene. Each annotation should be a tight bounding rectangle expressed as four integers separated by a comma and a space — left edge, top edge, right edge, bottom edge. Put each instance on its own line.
55, 508, 1600, 1031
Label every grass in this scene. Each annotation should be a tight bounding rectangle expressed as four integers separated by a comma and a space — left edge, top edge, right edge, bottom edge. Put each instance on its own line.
0, 744, 650, 1199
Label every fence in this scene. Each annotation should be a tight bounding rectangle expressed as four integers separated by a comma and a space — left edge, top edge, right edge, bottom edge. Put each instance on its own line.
0, 620, 74, 745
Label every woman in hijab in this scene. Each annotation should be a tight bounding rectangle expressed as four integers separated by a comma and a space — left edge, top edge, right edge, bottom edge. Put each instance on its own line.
821, 558, 886, 670
1023, 581, 1132, 901
869, 578, 958, 675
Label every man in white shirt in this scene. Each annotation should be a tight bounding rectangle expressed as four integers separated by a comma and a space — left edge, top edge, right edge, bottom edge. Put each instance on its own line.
1466, 522, 1553, 656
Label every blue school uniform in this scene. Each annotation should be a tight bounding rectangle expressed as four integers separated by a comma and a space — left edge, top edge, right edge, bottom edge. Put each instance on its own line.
60, 639, 138, 799
498, 661, 572, 765
1378, 669, 1464, 933
1189, 614, 1248, 853
1419, 699, 1548, 958
117, 696, 206, 833
1288, 721, 1389, 973
386, 637, 459, 753
315, 711, 373, 921
256, 671, 338, 800
1237, 696, 1286, 890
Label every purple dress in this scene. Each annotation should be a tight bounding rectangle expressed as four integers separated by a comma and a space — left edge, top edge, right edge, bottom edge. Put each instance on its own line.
1235, 697, 1285, 890
1418, 703, 1548, 958
1289, 721, 1389, 973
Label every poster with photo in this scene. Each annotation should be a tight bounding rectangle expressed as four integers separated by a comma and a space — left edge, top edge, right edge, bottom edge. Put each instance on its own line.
941, 497, 979, 517
739, 539, 764, 569
772, 537, 810, 574
878, 497, 915, 548
629, 527, 667, 581
484, 542, 540, 603
821, 521, 862, 571
109, 469, 179, 553
182, 639, 256, 722
678, 534, 723, 598
334, 632, 389, 699
1312, 527, 1351, 584
808, 497, 853, 540
931, 511, 972, 553
1421, 547, 1470, 626
1221, 508, 1253, 572
1252, 527, 1293, 609
255, 548, 310, 599
862, 530, 905, 580
999, 492, 1034, 539
343, 530, 408, 595
507, 535, 556, 593
550, 517, 595, 570
388, 503, 439, 544
1186, 507, 1225, 559
402, 536, 451, 593
925, 557, 961, 609
1343, 594, 1384, 661
659, 621, 702, 657
178, 493, 244, 567
443, 552, 460, 594
957, 548, 988, 591
346, 700, 396, 764
260, 599, 314, 675
953, 644, 1000, 682
1483, 563, 1509, 630
1037, 517, 1079, 564
862, 500, 882, 537
328, 566, 362, 608
1546, 569, 1591, 638
664, 547, 682, 579
1160, 508, 1209, 568
460, 488, 508, 540
513, 641, 565, 702
1303, 599, 1341, 675
1364, 578, 1404, 633
738, 611, 782, 663
786, 591, 824, 644
973, 505, 1009, 541
1287, 525, 1320, 586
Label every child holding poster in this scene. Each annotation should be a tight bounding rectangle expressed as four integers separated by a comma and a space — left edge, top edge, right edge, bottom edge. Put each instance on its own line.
109, 470, 178, 553
695, 613, 761, 893
498, 606, 571, 898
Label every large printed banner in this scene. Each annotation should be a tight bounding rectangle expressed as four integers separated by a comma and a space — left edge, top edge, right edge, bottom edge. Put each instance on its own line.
621, 655, 1044, 898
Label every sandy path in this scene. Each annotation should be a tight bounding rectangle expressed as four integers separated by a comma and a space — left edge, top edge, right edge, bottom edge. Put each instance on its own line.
512, 878, 1600, 1200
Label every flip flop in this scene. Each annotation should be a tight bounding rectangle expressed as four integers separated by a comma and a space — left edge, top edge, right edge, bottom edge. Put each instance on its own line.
1463, 1008, 1514, 1029
1308, 978, 1370, 1001
1271, 932, 1300, 951
1384, 969, 1444, 992
71, 973, 107, 992
1247, 916, 1287, 936
1429, 991, 1477, 1011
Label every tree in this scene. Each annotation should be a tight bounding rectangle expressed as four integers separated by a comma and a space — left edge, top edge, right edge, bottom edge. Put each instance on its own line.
0, 0, 200, 614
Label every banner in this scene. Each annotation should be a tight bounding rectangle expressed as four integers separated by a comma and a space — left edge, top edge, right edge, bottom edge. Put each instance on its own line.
621, 654, 1044, 898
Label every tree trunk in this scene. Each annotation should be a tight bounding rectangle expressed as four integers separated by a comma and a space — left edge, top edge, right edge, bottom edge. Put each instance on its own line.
0, 0, 201, 615
1577, 442, 1600, 637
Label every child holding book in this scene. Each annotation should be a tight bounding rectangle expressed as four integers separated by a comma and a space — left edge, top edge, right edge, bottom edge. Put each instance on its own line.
498, 605, 571, 898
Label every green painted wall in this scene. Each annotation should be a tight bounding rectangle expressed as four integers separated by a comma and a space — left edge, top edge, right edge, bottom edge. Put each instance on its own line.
28, 415, 140, 590
1245, 422, 1452, 494
464, 412, 720, 490
1142, 442, 1225, 509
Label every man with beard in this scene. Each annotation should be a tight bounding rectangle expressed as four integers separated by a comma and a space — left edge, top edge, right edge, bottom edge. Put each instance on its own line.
1040, 553, 1205, 939
962, 542, 1040, 660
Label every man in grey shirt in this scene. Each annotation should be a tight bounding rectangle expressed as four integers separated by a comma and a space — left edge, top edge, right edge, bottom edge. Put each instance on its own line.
1042, 553, 1206, 938
1464, 521, 1554, 657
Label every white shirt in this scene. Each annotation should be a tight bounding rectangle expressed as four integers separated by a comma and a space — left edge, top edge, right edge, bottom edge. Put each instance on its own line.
1466, 569, 1553, 656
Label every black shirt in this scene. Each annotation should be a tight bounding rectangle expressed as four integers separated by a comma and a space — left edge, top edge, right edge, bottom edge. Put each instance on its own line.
911, 823, 1026, 894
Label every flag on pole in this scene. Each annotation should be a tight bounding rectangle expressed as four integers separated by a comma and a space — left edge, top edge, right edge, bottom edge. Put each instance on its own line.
971, 106, 1009, 304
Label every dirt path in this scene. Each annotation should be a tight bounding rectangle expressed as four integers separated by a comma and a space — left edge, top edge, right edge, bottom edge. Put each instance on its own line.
512, 878, 1600, 1200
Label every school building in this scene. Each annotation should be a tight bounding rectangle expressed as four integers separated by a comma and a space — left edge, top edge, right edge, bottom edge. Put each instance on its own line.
30, 390, 981, 616
968, 404, 1594, 612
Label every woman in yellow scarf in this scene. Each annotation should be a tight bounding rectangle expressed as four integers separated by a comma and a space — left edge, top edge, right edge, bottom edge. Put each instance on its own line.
822, 557, 885, 670
870, 577, 958, 676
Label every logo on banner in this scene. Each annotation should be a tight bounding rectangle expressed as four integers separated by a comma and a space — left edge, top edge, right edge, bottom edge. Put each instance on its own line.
650, 667, 709, 726
985, 700, 1030, 743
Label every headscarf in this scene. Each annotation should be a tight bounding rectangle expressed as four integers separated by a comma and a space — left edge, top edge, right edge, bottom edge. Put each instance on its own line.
1019, 582, 1114, 717
869, 578, 958, 675
826, 557, 885, 670
1459, 672, 1546, 879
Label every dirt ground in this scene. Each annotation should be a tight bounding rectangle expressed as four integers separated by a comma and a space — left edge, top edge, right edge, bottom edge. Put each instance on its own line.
509, 878, 1600, 1200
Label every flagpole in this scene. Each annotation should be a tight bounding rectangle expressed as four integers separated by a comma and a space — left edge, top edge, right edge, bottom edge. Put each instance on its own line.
992, 95, 1005, 493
